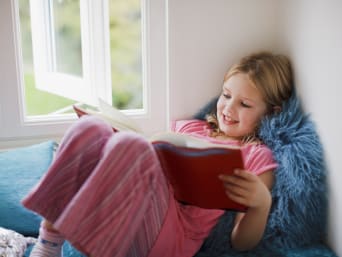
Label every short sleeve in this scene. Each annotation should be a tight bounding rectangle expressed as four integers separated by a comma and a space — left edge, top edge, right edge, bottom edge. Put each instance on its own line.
170, 119, 209, 135
242, 144, 278, 175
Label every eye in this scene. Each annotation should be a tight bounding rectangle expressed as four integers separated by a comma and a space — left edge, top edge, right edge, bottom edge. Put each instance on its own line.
241, 102, 252, 108
222, 93, 231, 99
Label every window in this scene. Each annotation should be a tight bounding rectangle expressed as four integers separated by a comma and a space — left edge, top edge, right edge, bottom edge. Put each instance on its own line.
23, 0, 142, 114
0, 0, 168, 148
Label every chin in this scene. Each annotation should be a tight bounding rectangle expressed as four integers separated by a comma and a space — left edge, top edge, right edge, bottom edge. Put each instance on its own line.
218, 127, 232, 136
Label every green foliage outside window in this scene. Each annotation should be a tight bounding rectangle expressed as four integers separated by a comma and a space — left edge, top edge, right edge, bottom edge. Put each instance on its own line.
19, 0, 142, 116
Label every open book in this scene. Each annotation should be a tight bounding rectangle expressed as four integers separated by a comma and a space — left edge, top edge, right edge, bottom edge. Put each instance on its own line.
73, 100, 246, 211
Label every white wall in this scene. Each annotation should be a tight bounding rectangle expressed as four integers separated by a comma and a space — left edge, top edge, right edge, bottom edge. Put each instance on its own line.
168, 0, 342, 255
279, 1, 342, 255
168, 0, 280, 120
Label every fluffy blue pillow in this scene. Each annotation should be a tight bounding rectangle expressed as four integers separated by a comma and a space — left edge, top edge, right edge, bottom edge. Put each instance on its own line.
0, 141, 56, 236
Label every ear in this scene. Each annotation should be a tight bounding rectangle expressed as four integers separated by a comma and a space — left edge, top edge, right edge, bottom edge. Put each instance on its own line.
273, 106, 282, 114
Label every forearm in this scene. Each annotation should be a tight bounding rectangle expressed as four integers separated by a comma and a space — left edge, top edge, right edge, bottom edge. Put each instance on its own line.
230, 194, 271, 251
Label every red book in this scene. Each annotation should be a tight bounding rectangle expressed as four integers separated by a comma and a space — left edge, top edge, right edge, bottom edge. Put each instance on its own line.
153, 141, 246, 211
73, 101, 246, 211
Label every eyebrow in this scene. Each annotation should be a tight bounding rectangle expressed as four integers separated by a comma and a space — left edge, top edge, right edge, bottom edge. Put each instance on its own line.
222, 85, 260, 104
241, 97, 256, 104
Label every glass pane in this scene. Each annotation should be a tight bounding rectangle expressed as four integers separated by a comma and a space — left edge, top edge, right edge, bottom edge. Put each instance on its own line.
19, 0, 76, 116
109, 0, 143, 110
18, 0, 144, 116
52, 0, 82, 76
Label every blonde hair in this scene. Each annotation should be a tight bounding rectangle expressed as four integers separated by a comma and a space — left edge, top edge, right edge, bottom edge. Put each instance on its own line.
207, 51, 294, 142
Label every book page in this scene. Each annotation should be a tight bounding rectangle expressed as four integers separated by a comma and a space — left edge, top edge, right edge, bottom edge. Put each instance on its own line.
98, 99, 142, 133
75, 100, 239, 151
150, 132, 240, 149
73, 99, 143, 134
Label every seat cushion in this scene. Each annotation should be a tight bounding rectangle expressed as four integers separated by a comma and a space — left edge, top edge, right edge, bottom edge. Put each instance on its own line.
0, 141, 56, 236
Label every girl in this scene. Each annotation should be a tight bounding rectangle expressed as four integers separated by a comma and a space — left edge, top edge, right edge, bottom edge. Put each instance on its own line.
22, 51, 293, 257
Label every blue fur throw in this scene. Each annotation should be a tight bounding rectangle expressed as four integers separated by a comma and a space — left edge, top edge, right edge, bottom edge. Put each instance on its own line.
194, 94, 337, 257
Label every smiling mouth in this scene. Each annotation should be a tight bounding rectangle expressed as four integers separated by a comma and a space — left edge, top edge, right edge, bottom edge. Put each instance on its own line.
223, 115, 238, 125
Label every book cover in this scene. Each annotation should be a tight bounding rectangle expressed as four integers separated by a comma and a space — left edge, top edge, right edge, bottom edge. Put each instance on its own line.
73, 101, 246, 211
153, 141, 246, 211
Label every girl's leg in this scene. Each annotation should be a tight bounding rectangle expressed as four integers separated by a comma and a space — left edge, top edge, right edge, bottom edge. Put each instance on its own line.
55, 132, 169, 257
24, 115, 113, 257
29, 222, 65, 257
23, 115, 114, 223
23, 116, 169, 257
23, 116, 113, 257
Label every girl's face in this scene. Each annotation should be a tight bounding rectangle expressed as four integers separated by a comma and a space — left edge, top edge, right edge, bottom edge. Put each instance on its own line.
216, 73, 268, 139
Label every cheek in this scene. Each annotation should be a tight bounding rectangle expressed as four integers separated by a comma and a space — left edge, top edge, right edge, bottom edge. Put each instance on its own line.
242, 111, 264, 129
216, 98, 224, 113
250, 113, 265, 127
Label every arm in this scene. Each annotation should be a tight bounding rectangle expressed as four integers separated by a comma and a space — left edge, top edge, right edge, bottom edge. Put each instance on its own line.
219, 169, 274, 251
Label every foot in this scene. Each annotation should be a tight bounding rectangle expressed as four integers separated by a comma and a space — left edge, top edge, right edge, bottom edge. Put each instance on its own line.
29, 227, 64, 257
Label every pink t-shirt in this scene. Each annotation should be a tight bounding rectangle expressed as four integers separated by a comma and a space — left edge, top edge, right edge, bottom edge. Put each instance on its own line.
171, 119, 278, 175
148, 119, 277, 257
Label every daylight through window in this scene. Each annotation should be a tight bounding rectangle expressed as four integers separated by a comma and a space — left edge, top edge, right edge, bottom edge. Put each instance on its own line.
19, 0, 143, 117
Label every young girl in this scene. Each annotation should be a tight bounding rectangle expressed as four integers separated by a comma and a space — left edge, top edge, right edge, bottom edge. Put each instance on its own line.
22, 51, 293, 257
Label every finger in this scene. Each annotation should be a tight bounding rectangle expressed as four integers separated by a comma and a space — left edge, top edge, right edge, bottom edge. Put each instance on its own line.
219, 169, 255, 182
222, 179, 246, 192
219, 174, 251, 190
225, 189, 248, 206
224, 183, 248, 198
233, 169, 257, 182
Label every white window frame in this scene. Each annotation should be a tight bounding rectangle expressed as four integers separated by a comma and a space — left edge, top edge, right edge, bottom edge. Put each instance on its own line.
0, 0, 168, 149
30, 0, 111, 106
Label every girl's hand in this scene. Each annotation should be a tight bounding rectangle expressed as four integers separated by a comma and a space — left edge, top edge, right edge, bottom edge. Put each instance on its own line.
219, 169, 274, 251
218, 169, 271, 210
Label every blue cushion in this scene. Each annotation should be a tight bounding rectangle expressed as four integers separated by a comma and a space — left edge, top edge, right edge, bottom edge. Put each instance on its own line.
0, 141, 56, 236
25, 241, 86, 257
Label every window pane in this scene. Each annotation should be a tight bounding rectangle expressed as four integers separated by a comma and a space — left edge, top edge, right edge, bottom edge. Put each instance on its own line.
109, 0, 143, 110
18, 0, 144, 117
52, 0, 83, 76
19, 0, 76, 116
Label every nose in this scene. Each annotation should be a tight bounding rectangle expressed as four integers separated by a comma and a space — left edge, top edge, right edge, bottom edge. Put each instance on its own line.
222, 99, 235, 115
